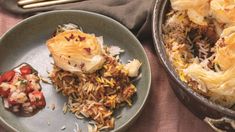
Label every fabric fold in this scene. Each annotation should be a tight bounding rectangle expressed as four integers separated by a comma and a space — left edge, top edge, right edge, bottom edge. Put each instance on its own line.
0, 0, 155, 37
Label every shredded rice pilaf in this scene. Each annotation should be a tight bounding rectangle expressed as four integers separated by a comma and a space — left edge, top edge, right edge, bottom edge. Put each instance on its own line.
50, 51, 137, 130
163, 9, 235, 108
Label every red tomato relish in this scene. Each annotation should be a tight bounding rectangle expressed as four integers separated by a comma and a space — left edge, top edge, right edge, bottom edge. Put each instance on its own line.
0, 64, 46, 113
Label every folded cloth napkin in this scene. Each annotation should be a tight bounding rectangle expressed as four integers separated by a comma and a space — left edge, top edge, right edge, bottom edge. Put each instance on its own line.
0, 0, 155, 39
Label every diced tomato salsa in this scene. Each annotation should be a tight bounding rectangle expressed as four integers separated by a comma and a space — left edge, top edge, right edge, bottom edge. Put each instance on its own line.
0, 64, 46, 113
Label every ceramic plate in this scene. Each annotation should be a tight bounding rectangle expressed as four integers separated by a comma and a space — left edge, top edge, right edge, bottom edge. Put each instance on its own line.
0, 10, 151, 132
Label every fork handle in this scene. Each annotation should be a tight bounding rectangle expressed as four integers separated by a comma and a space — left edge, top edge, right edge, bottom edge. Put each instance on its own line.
22, 0, 82, 9
18, 0, 47, 5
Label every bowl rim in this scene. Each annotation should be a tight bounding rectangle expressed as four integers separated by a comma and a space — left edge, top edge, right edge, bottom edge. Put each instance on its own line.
152, 0, 235, 118
0, 10, 151, 132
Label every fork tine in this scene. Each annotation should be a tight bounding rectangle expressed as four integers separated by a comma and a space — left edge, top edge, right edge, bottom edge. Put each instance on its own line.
22, 0, 82, 9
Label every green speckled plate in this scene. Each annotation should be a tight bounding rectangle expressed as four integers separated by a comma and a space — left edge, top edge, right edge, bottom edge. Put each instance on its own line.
0, 10, 151, 132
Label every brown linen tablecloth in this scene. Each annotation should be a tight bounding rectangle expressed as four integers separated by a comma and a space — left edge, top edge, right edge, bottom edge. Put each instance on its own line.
0, 8, 214, 132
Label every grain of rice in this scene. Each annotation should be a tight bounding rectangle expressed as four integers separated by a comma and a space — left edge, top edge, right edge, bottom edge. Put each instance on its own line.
62, 102, 67, 114
61, 125, 66, 130
47, 121, 50, 126
88, 121, 96, 125
87, 124, 98, 132
94, 113, 101, 120
99, 126, 110, 131
75, 113, 84, 119
51, 103, 55, 111
103, 112, 112, 118
80, 111, 89, 118
116, 115, 122, 119
73, 122, 81, 132
40, 76, 52, 84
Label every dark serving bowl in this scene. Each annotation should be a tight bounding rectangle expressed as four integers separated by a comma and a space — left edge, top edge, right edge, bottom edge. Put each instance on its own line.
152, 0, 235, 131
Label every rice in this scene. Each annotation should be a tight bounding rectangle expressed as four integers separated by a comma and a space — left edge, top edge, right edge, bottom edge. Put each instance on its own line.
162, 0, 235, 109
61, 125, 66, 130
162, 10, 235, 106
62, 102, 67, 114
73, 122, 81, 132
49, 50, 137, 130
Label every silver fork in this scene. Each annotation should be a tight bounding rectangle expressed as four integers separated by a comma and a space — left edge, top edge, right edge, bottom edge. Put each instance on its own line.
18, 0, 83, 9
